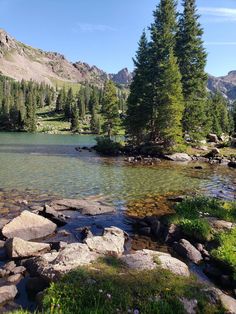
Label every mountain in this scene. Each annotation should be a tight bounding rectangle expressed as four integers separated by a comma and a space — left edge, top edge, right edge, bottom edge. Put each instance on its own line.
1, 28, 236, 101
0, 28, 131, 87
208, 72, 236, 102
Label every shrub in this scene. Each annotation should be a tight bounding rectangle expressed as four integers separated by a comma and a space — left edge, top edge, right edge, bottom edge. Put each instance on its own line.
94, 136, 123, 156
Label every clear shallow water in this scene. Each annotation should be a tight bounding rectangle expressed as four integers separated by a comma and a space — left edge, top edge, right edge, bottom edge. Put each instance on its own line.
0, 132, 235, 201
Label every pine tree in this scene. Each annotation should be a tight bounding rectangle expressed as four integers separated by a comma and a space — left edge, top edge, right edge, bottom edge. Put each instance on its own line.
176, 0, 208, 140
101, 80, 120, 138
126, 31, 151, 145
70, 105, 79, 132
149, 0, 184, 148
64, 88, 74, 121
158, 49, 184, 149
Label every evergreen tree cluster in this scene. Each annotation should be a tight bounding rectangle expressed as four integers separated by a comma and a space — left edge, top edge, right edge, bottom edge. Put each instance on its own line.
55, 82, 125, 134
126, 0, 234, 150
0, 75, 55, 132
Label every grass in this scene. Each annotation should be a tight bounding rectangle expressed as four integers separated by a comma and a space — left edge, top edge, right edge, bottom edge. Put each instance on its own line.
211, 228, 236, 279
49, 77, 81, 93
174, 197, 236, 222
179, 218, 213, 242
36, 106, 71, 133
169, 197, 236, 242
39, 257, 223, 314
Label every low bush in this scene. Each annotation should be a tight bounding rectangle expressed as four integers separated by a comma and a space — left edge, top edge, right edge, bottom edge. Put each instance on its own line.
94, 136, 124, 156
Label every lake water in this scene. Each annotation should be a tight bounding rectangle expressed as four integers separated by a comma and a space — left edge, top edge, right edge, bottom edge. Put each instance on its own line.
0, 132, 235, 202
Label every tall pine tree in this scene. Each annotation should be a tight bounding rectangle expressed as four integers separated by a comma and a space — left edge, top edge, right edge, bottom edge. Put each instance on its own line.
149, 0, 184, 148
126, 31, 151, 145
176, 0, 208, 140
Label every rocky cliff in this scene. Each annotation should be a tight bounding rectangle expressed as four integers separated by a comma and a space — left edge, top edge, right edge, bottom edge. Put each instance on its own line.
0, 29, 131, 87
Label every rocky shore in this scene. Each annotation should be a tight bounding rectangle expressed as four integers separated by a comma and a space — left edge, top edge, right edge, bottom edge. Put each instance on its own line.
0, 192, 235, 313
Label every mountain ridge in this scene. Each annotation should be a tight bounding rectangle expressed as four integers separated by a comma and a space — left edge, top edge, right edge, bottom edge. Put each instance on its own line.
0, 28, 132, 87
1, 28, 236, 101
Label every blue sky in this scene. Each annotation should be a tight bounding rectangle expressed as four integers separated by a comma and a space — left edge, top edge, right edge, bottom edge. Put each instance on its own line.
0, 0, 236, 76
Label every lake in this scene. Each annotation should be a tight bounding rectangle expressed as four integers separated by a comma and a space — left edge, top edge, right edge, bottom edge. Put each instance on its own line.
0, 132, 235, 202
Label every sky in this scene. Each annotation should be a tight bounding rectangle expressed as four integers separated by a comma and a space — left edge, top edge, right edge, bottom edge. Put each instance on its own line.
0, 0, 236, 77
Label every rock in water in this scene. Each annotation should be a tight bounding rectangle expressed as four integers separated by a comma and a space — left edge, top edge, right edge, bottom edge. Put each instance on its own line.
173, 239, 203, 264
120, 249, 190, 277
49, 199, 115, 215
165, 153, 192, 162
2, 211, 57, 240
5, 237, 51, 258
0, 285, 18, 304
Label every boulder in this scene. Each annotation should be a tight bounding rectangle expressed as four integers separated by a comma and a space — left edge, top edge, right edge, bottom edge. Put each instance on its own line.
84, 226, 126, 255
5, 237, 51, 258
49, 199, 115, 216
165, 153, 192, 162
7, 274, 23, 284
173, 239, 203, 264
26, 244, 99, 282
204, 287, 236, 314
0, 285, 18, 304
2, 211, 57, 240
208, 134, 219, 143
120, 249, 190, 277
206, 217, 234, 231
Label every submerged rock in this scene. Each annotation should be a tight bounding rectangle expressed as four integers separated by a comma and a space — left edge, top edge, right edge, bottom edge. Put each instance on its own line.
49, 198, 115, 215
2, 210, 57, 240
120, 249, 190, 277
5, 237, 51, 258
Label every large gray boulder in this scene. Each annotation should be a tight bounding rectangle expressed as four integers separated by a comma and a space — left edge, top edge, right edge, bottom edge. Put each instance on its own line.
26, 244, 99, 282
173, 239, 203, 264
49, 198, 115, 215
0, 284, 18, 304
165, 153, 192, 162
2, 211, 57, 240
84, 226, 126, 255
120, 249, 190, 277
25, 227, 126, 282
5, 237, 51, 258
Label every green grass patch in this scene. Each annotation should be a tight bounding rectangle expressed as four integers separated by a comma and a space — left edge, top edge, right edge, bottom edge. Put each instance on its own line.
39, 258, 223, 314
179, 219, 213, 242
211, 228, 236, 279
174, 197, 236, 222
169, 197, 236, 242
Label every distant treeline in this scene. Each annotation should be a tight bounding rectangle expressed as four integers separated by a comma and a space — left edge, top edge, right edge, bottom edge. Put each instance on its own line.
0, 74, 127, 133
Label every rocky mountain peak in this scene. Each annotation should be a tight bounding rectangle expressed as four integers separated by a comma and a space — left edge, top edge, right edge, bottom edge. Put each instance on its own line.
110, 68, 133, 85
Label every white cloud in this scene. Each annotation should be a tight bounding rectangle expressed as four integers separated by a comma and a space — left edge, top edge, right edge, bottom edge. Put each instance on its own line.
199, 7, 236, 22
73, 23, 116, 33
205, 41, 236, 46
